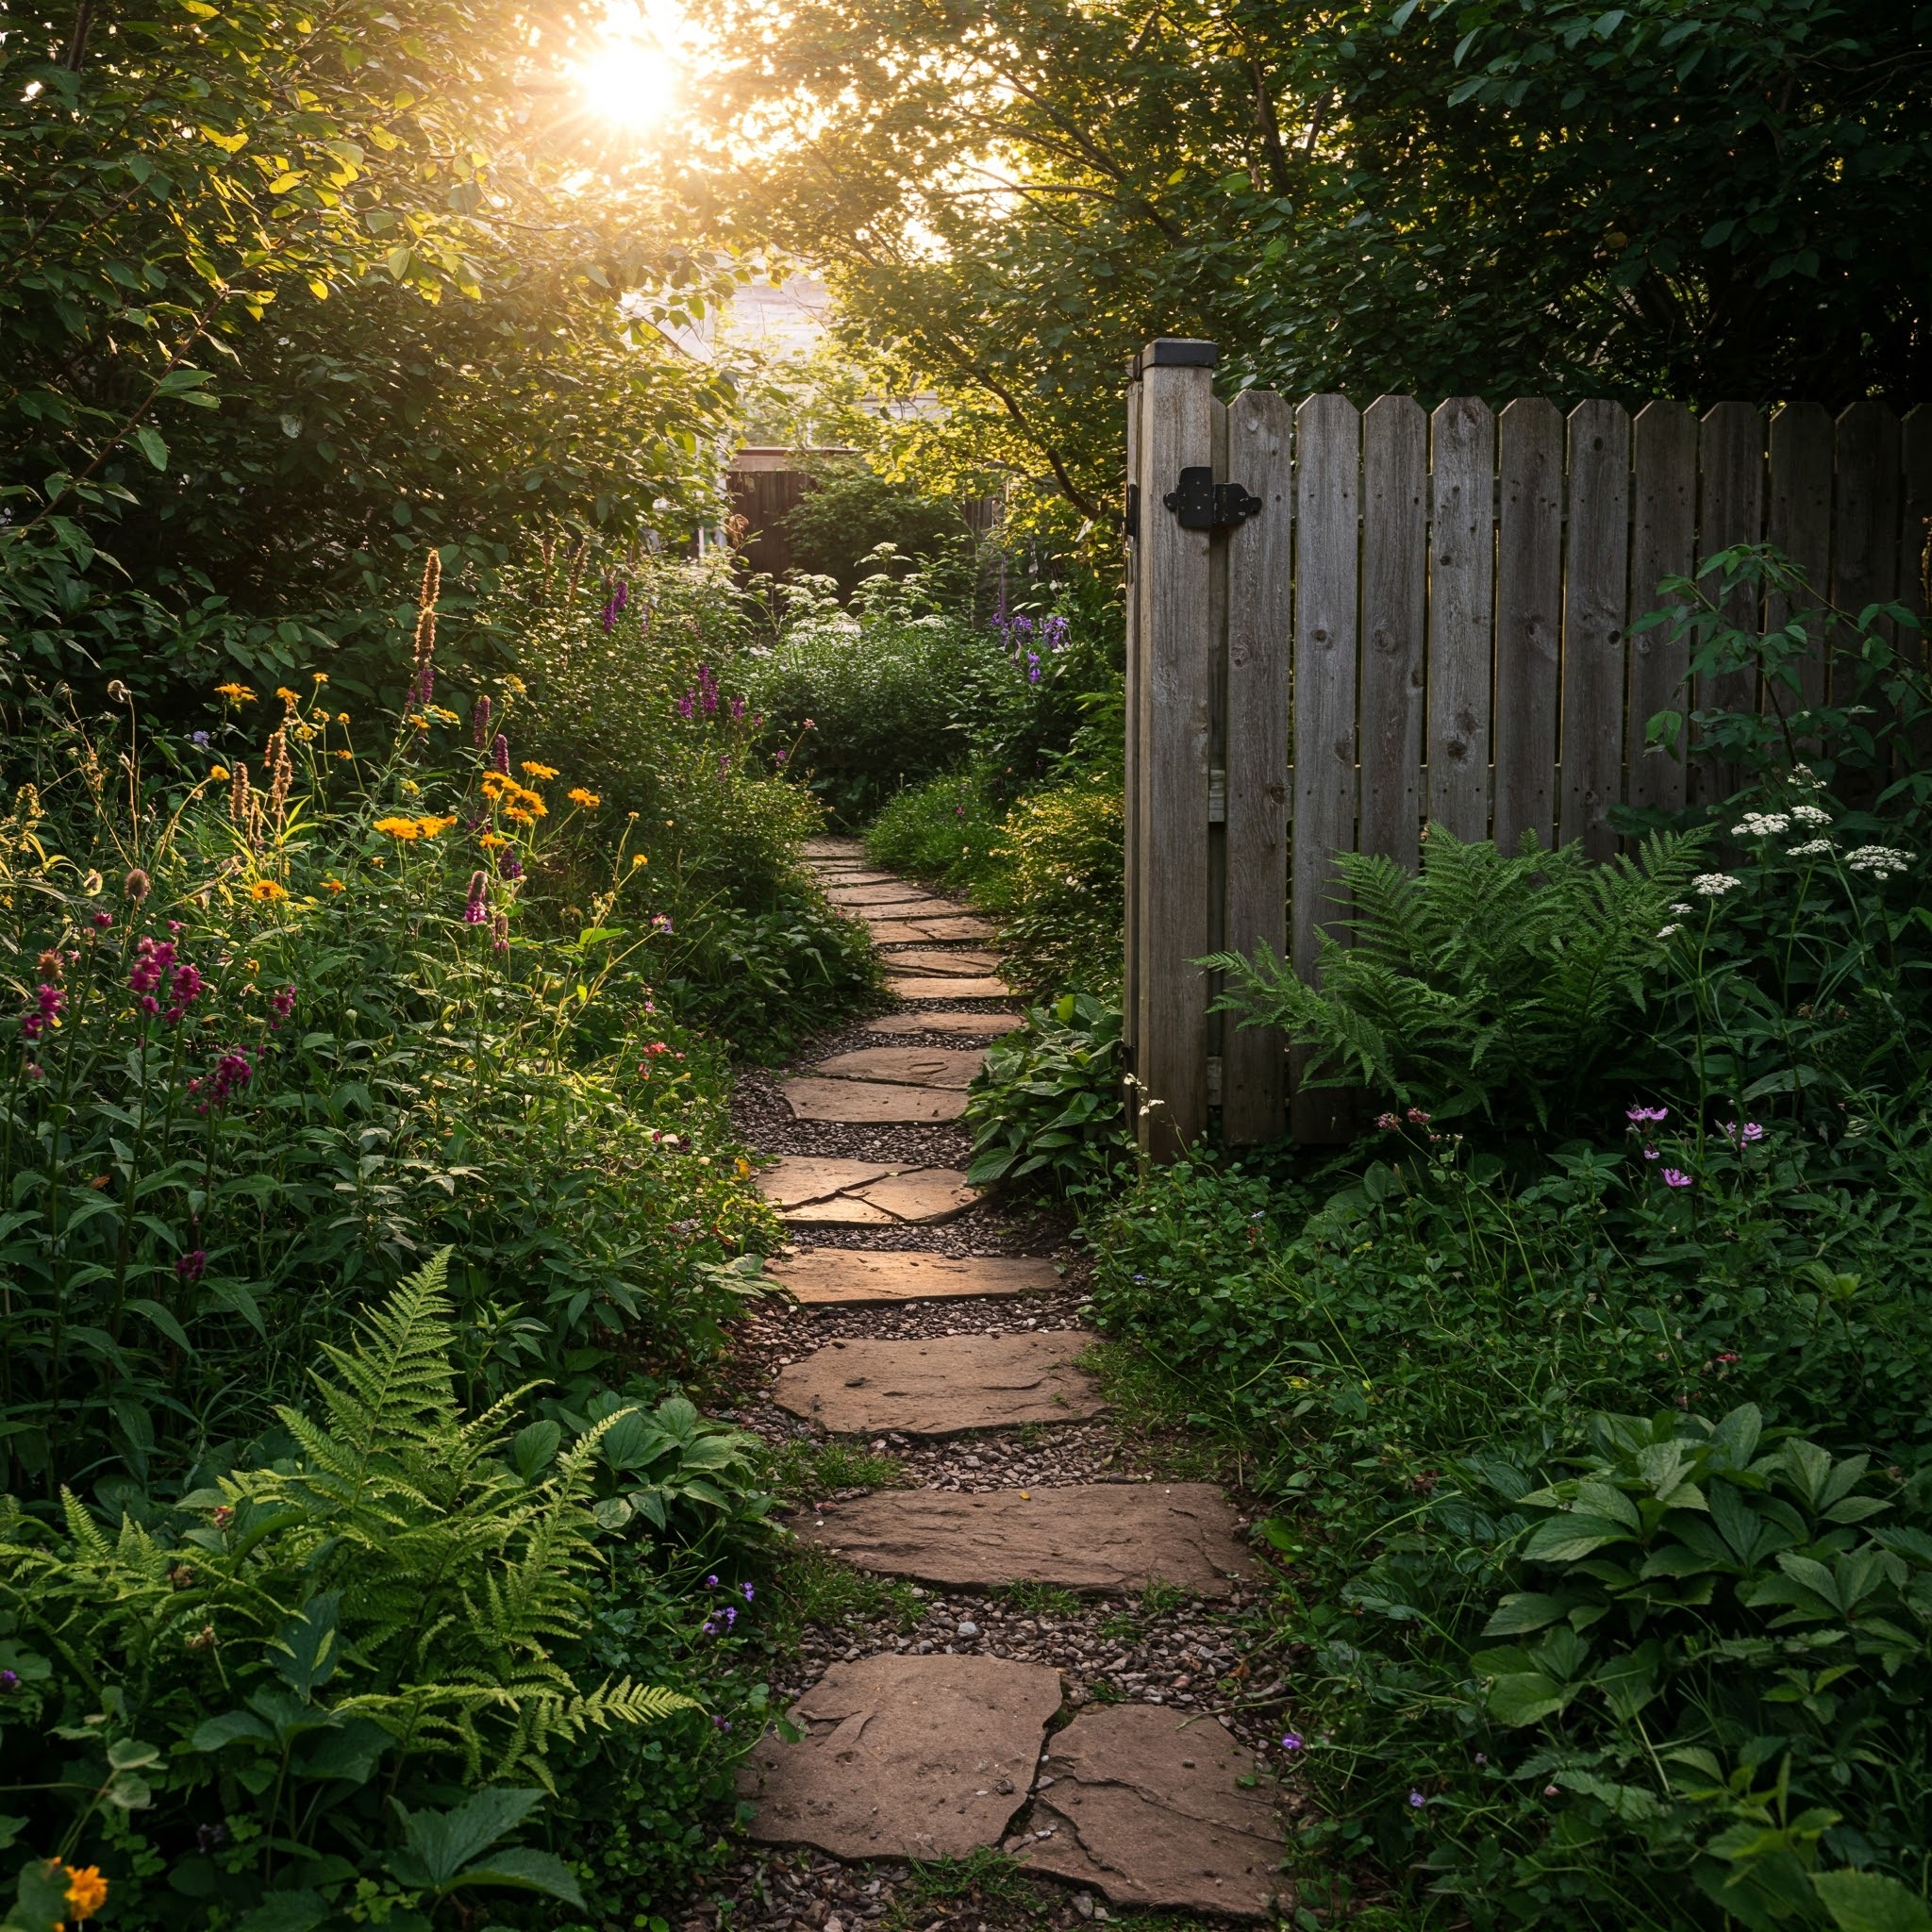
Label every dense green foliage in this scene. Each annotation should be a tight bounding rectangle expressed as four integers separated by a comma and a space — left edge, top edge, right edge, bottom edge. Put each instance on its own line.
1, 0, 726, 700
695, 0, 1931, 518
960, 992, 1126, 1195
778, 462, 974, 597
1084, 564, 1932, 1923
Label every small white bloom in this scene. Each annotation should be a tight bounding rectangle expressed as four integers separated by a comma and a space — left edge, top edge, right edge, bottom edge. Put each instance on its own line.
1656, 924, 1682, 939
1790, 804, 1831, 826
1670, 903, 1694, 916
1787, 839, 1832, 858
1693, 873, 1741, 896
1731, 812, 1790, 837
1845, 844, 1911, 878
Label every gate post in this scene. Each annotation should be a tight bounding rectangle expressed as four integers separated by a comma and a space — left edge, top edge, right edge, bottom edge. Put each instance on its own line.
1124, 340, 1218, 1159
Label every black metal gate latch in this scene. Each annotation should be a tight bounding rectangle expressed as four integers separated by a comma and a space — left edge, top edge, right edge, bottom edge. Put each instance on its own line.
1162, 466, 1264, 531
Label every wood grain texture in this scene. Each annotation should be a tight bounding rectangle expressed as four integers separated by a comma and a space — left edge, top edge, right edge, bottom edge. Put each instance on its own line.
1693, 404, 1766, 801
1222, 389, 1293, 1145
1901, 407, 1932, 625
1627, 403, 1698, 811
1426, 398, 1496, 841
1122, 378, 1142, 1068
1765, 403, 1835, 715
1559, 400, 1631, 858
1833, 400, 1901, 625
1358, 395, 1426, 872
1492, 398, 1563, 854
1135, 358, 1216, 1158
1291, 394, 1360, 1143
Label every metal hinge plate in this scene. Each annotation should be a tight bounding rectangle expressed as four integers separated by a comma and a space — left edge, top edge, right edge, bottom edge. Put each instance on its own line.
1162, 466, 1263, 531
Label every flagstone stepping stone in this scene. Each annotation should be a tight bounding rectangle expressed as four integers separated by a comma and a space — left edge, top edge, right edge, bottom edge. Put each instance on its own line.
780, 1078, 970, 1124
811, 1045, 986, 1089
1017, 1703, 1286, 1918
814, 869, 898, 887
757, 1157, 905, 1209
770, 1169, 982, 1227
793, 1483, 1250, 1595
854, 898, 959, 921
864, 920, 937, 943
803, 837, 866, 858
866, 1011, 1025, 1039
740, 1654, 1061, 1861
880, 947, 1003, 976
910, 915, 997, 941
886, 976, 1013, 1001
769, 1249, 1053, 1305
774, 1331, 1103, 1434
825, 883, 941, 907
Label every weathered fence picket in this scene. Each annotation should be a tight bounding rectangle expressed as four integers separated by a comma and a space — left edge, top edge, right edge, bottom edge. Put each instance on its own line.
1121, 338, 1930, 1156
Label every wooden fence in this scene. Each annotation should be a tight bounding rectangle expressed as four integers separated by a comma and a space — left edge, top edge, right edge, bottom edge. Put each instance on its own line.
1122, 338, 1932, 1158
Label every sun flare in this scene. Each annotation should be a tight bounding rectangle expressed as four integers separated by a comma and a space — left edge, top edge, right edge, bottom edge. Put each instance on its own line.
575, 16, 678, 130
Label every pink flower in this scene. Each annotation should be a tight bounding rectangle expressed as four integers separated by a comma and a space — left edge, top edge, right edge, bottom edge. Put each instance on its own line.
1626, 1104, 1668, 1124
1662, 1168, 1692, 1189
175, 1249, 207, 1282
268, 985, 296, 1027
1375, 1111, 1400, 1130
1721, 1120, 1766, 1146
472, 693, 491, 747
492, 733, 510, 774
1405, 1107, 1430, 1125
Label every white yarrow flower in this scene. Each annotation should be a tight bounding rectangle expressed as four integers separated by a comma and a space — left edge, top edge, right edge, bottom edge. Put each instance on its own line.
1731, 812, 1790, 837
1787, 839, 1832, 858
1790, 804, 1831, 826
1670, 903, 1694, 916
1693, 873, 1741, 896
1656, 924, 1683, 939
1846, 844, 1911, 878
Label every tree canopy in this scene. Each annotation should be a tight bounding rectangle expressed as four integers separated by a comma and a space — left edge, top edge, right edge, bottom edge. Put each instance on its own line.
691, 0, 1932, 515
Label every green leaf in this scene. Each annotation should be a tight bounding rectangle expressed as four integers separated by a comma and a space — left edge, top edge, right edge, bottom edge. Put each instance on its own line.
235, 1890, 331, 1932
1811, 1871, 1932, 1932
268, 1592, 341, 1699
134, 425, 169, 471
1481, 1592, 1570, 1636
391, 1789, 547, 1890
192, 1709, 277, 1753
444, 1849, 586, 1907
1524, 1511, 1634, 1561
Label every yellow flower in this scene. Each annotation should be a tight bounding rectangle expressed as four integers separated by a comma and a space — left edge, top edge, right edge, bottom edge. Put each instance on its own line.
400, 779, 421, 796
430, 705, 459, 724
323, 877, 345, 893
336, 711, 350, 724
504, 807, 534, 826
215, 682, 257, 704
734, 1157, 750, 1180
630, 853, 647, 867
504, 675, 526, 695
64, 1864, 108, 1922
312, 671, 329, 684
333, 750, 353, 761
374, 815, 423, 841
275, 686, 301, 704
293, 723, 316, 741
248, 878, 289, 904
414, 814, 458, 838
568, 787, 600, 808
408, 713, 430, 731
478, 832, 507, 850
208, 764, 231, 783
522, 760, 559, 780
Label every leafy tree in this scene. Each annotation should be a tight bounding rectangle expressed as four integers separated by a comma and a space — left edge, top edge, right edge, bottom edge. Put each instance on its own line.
691, 0, 1932, 514
1, 0, 731, 691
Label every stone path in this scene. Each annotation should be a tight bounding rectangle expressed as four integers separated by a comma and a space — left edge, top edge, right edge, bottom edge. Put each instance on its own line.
714, 836, 1289, 1929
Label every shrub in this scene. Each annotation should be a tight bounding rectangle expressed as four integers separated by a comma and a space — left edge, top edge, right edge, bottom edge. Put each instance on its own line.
863, 774, 1005, 892
0, 665, 775, 1501
0, 1253, 751, 1927
977, 775, 1124, 999
961, 992, 1128, 1197
779, 461, 974, 596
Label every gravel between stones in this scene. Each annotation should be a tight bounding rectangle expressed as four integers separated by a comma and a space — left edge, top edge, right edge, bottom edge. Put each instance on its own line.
691, 858, 1292, 1932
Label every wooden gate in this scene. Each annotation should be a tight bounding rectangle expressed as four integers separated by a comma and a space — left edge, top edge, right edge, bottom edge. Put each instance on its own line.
1122, 338, 1931, 1158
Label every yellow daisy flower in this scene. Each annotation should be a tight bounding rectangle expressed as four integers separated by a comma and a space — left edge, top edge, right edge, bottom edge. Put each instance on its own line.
249, 879, 289, 903
568, 787, 600, 808
522, 761, 559, 780
374, 815, 423, 841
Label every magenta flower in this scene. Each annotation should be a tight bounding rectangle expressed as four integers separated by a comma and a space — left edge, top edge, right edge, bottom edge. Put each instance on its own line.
175, 1249, 208, 1282
1375, 1111, 1400, 1130
675, 693, 694, 721
463, 870, 488, 924
1721, 1120, 1766, 1146
1281, 1733, 1304, 1753
491, 733, 510, 774
1662, 1168, 1692, 1189
92, 910, 113, 929
1626, 1104, 1668, 1124
472, 693, 491, 747
268, 985, 296, 1027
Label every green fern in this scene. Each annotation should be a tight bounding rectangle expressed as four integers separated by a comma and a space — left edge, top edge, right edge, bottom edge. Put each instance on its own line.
0, 1249, 696, 1801
1207, 826, 1705, 1127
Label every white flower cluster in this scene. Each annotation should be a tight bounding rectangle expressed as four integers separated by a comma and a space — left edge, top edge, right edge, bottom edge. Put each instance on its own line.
1670, 903, 1694, 916
1846, 845, 1912, 878
1790, 804, 1832, 826
1732, 812, 1790, 837
1787, 839, 1832, 858
1657, 924, 1683, 939
1792, 763, 1826, 790
1693, 873, 1741, 896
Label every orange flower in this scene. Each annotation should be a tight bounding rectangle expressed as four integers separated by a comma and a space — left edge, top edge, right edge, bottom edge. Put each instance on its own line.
323, 877, 345, 892
568, 788, 600, 808
374, 815, 422, 841
521, 760, 558, 779
64, 1865, 108, 1922
215, 682, 256, 705
478, 832, 507, 850
249, 878, 289, 904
